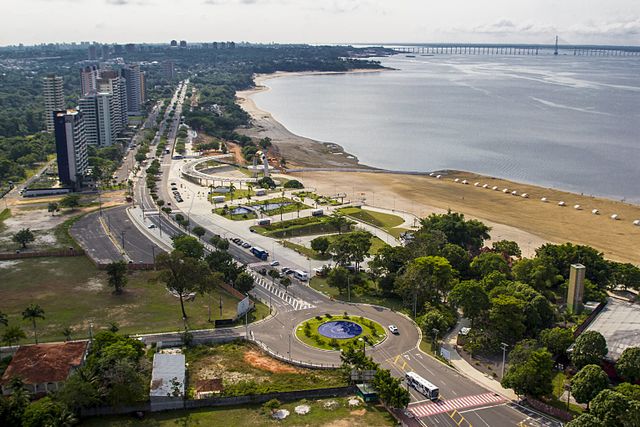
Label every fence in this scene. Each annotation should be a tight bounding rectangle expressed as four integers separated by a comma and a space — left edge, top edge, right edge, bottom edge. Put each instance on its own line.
0, 248, 85, 260
80, 386, 355, 418
250, 338, 340, 370
523, 396, 573, 422
93, 262, 156, 271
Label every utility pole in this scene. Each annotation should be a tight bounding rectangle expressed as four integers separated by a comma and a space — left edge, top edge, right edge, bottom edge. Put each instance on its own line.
501, 342, 509, 378
151, 246, 156, 265
288, 334, 292, 361
219, 296, 223, 318
121, 231, 126, 252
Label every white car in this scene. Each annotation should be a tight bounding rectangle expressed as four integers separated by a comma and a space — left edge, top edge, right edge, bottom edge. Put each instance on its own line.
270, 260, 280, 267
388, 325, 399, 335
147, 224, 156, 229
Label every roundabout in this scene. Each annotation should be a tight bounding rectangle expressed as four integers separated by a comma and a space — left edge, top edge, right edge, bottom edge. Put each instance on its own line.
295, 314, 387, 352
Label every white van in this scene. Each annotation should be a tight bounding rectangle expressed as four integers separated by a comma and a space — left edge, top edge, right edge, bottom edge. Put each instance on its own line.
293, 270, 309, 281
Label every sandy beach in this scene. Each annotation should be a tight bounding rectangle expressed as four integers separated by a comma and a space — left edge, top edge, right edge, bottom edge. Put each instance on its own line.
237, 71, 640, 264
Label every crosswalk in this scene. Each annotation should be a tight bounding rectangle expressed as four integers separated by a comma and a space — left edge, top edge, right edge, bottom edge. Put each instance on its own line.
251, 273, 315, 311
409, 392, 505, 418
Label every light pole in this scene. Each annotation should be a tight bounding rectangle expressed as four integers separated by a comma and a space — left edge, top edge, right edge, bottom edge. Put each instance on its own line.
358, 337, 365, 357
121, 231, 126, 252
500, 342, 509, 378
288, 334, 292, 361
151, 245, 156, 265
89, 322, 93, 342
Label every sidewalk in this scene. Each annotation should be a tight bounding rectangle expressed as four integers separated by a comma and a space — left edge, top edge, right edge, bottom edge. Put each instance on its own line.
443, 319, 518, 400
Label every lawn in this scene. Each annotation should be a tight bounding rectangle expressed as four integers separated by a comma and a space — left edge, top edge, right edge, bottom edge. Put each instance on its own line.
248, 197, 311, 216
326, 232, 388, 256
310, 276, 406, 312
338, 207, 407, 238
0, 208, 10, 232
296, 313, 386, 351
0, 256, 268, 344
80, 398, 395, 426
280, 240, 331, 261
251, 216, 345, 238
185, 341, 346, 396
549, 372, 584, 416
213, 205, 258, 221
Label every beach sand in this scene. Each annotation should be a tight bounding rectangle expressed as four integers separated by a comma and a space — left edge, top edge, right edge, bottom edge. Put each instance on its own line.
236, 72, 640, 264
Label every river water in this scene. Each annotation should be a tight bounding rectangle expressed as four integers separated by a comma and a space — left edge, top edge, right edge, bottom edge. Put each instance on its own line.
252, 54, 640, 203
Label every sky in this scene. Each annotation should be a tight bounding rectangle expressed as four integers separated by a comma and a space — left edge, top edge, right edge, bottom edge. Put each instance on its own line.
2, 0, 639, 46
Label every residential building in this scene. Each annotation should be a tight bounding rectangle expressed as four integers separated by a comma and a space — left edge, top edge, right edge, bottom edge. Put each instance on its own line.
179, 40, 187, 48
1, 341, 89, 396
53, 109, 89, 189
43, 75, 65, 132
80, 65, 99, 96
88, 44, 97, 60
170, 40, 178, 47
98, 70, 128, 130
163, 60, 175, 80
78, 90, 121, 146
121, 64, 145, 115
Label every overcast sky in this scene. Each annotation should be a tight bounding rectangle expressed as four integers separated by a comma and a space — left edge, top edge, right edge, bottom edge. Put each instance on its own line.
2, 0, 639, 46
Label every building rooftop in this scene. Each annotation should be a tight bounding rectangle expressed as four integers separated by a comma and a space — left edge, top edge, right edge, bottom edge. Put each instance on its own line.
1, 341, 89, 385
585, 298, 640, 361
150, 353, 185, 398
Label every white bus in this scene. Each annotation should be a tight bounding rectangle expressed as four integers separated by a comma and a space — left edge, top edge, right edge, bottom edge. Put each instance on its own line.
405, 371, 439, 401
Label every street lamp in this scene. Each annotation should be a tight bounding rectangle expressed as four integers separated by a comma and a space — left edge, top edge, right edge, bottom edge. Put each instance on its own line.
89, 322, 93, 342
358, 337, 365, 357
500, 342, 509, 378
288, 334, 292, 361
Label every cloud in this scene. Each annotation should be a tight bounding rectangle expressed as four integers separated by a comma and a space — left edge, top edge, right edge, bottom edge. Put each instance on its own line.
106, 0, 130, 4
569, 18, 640, 37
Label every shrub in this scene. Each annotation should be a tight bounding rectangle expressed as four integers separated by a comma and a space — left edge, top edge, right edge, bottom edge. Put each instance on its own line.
329, 338, 339, 348
315, 315, 322, 321
325, 313, 333, 319
262, 399, 281, 413
343, 311, 349, 319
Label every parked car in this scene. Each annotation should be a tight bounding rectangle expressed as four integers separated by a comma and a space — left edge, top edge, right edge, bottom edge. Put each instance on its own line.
281, 267, 291, 275
270, 260, 280, 267
258, 268, 267, 276
242, 242, 251, 249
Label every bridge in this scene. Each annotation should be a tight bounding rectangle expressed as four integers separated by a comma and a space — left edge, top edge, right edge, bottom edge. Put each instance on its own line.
395, 44, 640, 56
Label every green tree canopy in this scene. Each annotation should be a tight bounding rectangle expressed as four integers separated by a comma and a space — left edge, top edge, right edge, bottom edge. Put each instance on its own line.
571, 330, 608, 370
492, 240, 522, 258
571, 364, 609, 406
172, 235, 205, 259
310, 236, 330, 255
106, 261, 128, 294
192, 226, 206, 239
395, 256, 455, 310
489, 294, 526, 344
234, 271, 254, 293
448, 280, 489, 326
539, 327, 574, 359
590, 389, 629, 427
565, 414, 605, 427
470, 252, 510, 278
616, 347, 640, 383
327, 266, 350, 295
512, 258, 564, 292
501, 348, 554, 397
13, 228, 35, 249
419, 210, 490, 253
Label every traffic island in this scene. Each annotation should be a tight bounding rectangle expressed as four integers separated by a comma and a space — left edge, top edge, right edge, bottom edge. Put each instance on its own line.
295, 313, 386, 351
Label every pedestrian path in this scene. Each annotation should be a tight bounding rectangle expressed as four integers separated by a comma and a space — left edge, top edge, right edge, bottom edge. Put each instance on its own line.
409, 392, 505, 418
251, 273, 315, 312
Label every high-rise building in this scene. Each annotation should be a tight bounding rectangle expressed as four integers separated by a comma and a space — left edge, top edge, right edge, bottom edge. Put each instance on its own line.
88, 44, 97, 60
170, 40, 177, 47
98, 70, 128, 130
43, 75, 65, 133
53, 110, 88, 190
121, 64, 145, 115
77, 95, 99, 146
179, 40, 187, 48
80, 65, 99, 96
163, 60, 175, 80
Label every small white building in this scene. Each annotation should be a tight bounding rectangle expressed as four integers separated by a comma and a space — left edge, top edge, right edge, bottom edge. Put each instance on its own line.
150, 352, 186, 411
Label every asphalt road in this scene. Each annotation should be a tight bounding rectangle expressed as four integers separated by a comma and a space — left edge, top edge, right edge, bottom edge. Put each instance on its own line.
70, 210, 124, 264
103, 206, 161, 264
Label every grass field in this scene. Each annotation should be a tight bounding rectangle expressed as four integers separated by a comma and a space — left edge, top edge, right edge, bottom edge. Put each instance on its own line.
185, 341, 346, 395
295, 314, 386, 351
248, 197, 311, 216
80, 397, 395, 426
0, 208, 10, 232
310, 276, 405, 312
0, 256, 268, 344
279, 240, 331, 260
338, 206, 407, 239
251, 216, 345, 238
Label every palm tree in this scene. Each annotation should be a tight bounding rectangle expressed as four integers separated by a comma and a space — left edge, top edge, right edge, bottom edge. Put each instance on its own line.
2, 325, 26, 346
229, 183, 236, 203
22, 304, 45, 344
62, 327, 72, 342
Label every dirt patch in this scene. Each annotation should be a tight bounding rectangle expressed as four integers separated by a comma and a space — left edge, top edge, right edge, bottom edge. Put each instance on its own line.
0, 260, 22, 269
243, 349, 302, 374
323, 421, 352, 427
350, 409, 367, 416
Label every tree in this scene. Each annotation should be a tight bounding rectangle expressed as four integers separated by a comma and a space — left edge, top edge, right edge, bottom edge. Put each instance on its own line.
327, 266, 350, 295
47, 202, 59, 216
492, 240, 522, 258
235, 271, 254, 293
13, 228, 35, 249
571, 364, 609, 407
615, 383, 640, 401
417, 309, 449, 338
60, 193, 81, 209
326, 212, 351, 234
440, 243, 471, 277
470, 252, 510, 278
281, 276, 291, 293
56, 367, 102, 411
571, 331, 608, 369
192, 226, 206, 239
283, 179, 304, 189
329, 231, 372, 270
0, 311, 7, 327
210, 235, 230, 251
106, 261, 128, 294
512, 258, 563, 292
419, 210, 491, 253
372, 368, 410, 409
310, 236, 330, 255
501, 348, 554, 397
156, 250, 213, 319
62, 327, 73, 342
609, 262, 640, 291
172, 235, 204, 259
536, 243, 611, 289
566, 414, 605, 427
590, 389, 629, 427
2, 325, 26, 346
539, 327, 574, 359
22, 303, 45, 344
616, 347, 640, 383
21, 397, 76, 427
448, 280, 490, 326
0, 377, 30, 426
489, 294, 526, 344
267, 268, 281, 286
395, 256, 455, 309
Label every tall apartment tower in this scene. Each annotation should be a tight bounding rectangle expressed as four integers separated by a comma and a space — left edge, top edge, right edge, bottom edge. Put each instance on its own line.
78, 95, 100, 146
121, 64, 145, 115
43, 75, 65, 132
80, 65, 99, 96
98, 70, 128, 130
567, 264, 586, 314
163, 61, 175, 80
53, 110, 88, 190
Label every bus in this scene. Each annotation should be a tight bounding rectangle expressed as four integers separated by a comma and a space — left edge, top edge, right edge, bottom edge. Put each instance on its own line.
250, 246, 269, 260
405, 372, 439, 401
293, 270, 309, 281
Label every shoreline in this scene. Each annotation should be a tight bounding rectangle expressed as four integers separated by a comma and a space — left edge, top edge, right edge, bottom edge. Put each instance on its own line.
235, 70, 640, 264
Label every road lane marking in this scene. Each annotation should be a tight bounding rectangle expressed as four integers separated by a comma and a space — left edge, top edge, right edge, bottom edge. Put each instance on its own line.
409, 392, 505, 419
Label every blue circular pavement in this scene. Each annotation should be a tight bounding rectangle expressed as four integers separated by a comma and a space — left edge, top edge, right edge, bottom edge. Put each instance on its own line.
318, 320, 363, 339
